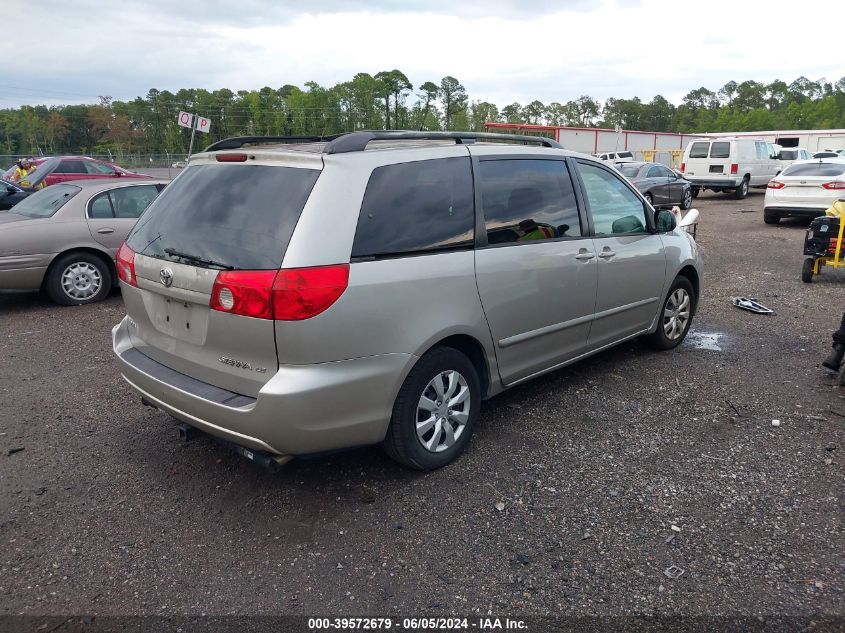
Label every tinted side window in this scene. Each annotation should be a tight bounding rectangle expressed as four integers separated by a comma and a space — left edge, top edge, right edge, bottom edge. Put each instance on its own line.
710, 142, 730, 159
88, 191, 114, 218
689, 142, 709, 158
578, 163, 647, 236
85, 161, 116, 175
110, 185, 160, 218
479, 159, 581, 244
646, 166, 663, 178
58, 160, 86, 174
351, 157, 474, 259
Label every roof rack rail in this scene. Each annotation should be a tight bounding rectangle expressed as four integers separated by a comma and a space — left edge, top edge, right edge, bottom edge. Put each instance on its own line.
324, 130, 562, 154
203, 135, 339, 152
202, 131, 563, 154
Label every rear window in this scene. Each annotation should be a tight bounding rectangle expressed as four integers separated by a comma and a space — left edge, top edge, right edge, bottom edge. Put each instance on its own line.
618, 164, 641, 178
127, 164, 320, 270
351, 157, 474, 259
11, 184, 80, 218
688, 142, 710, 158
781, 163, 845, 177
710, 142, 730, 159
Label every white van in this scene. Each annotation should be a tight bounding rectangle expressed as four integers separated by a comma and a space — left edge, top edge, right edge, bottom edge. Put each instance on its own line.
681, 138, 779, 199
596, 150, 635, 163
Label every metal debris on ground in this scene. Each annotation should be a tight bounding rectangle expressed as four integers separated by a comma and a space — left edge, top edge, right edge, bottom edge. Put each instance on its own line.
772, 419, 781, 427
664, 565, 685, 579
732, 297, 774, 315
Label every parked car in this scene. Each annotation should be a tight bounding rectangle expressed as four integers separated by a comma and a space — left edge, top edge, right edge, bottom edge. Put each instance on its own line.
3, 156, 150, 188
680, 138, 779, 199
776, 147, 812, 173
763, 158, 845, 224
616, 161, 694, 209
596, 150, 635, 163
112, 131, 703, 471
0, 178, 33, 210
0, 178, 167, 304
812, 151, 840, 159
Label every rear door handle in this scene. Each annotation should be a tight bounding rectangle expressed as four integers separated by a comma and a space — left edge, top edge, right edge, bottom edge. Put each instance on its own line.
575, 251, 595, 261
96, 228, 115, 234
598, 249, 616, 259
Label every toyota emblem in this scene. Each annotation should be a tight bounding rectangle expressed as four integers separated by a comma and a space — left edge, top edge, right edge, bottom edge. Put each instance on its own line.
159, 268, 174, 287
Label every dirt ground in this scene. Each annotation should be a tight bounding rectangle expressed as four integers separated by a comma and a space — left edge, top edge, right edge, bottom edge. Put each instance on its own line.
1, 190, 843, 628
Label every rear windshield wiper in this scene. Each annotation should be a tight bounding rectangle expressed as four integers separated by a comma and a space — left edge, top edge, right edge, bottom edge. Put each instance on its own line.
164, 248, 234, 270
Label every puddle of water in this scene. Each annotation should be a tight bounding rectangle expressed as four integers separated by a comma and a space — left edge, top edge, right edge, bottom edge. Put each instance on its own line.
685, 330, 725, 351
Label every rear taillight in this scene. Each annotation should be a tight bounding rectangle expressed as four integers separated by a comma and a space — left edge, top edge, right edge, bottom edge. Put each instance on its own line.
116, 241, 137, 287
216, 153, 248, 162
822, 181, 845, 190
680, 162, 685, 172
210, 264, 349, 321
730, 163, 739, 174
210, 270, 277, 319
273, 264, 350, 321
767, 180, 785, 189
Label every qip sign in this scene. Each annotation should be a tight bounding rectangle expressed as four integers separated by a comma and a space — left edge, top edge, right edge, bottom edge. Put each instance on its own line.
177, 111, 211, 133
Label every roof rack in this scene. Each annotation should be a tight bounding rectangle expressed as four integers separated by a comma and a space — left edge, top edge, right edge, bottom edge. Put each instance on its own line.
203, 131, 562, 154
324, 131, 562, 154
203, 135, 339, 152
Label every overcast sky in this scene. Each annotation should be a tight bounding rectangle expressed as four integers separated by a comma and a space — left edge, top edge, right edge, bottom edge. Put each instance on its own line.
2, 0, 844, 110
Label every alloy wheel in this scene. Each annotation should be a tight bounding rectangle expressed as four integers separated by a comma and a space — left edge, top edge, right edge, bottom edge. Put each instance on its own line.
416, 370, 470, 453
663, 288, 691, 340
61, 262, 102, 301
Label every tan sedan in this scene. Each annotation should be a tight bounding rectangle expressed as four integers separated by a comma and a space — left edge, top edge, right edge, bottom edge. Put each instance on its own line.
0, 178, 168, 305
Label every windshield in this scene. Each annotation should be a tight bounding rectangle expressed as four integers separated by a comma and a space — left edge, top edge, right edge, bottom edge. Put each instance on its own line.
127, 164, 320, 270
10, 184, 80, 217
778, 150, 797, 160
618, 164, 641, 178
782, 162, 845, 178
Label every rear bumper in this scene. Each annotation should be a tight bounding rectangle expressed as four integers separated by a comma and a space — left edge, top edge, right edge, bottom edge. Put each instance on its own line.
112, 316, 416, 456
685, 178, 739, 188
764, 205, 828, 219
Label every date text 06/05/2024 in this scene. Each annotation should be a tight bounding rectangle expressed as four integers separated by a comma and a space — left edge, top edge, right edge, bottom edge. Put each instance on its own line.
307, 617, 528, 630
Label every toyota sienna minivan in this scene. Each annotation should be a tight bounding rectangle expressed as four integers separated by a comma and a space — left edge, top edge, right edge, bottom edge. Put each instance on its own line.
113, 131, 703, 470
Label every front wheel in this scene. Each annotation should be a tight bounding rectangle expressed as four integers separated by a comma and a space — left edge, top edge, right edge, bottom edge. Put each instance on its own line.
382, 347, 481, 470
801, 258, 814, 283
45, 253, 112, 306
643, 277, 696, 350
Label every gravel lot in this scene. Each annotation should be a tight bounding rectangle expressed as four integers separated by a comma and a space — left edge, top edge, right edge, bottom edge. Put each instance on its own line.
1, 191, 843, 626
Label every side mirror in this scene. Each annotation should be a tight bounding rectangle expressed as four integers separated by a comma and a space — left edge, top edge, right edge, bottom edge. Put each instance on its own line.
654, 209, 676, 233
114, 170, 123, 177
5, 185, 16, 193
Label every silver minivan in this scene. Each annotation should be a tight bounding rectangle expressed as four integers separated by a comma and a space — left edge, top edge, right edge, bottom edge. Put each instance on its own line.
113, 131, 703, 470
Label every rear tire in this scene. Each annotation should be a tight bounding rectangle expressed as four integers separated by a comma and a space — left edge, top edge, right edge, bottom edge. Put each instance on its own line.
734, 177, 749, 200
45, 252, 112, 306
382, 347, 480, 471
680, 187, 693, 210
763, 210, 780, 225
643, 276, 696, 350
691, 186, 700, 199
801, 258, 814, 283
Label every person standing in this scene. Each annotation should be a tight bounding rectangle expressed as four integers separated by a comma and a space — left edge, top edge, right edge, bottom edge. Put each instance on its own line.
9, 158, 32, 183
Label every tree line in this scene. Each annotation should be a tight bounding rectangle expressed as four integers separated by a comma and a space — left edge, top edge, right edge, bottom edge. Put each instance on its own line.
2, 71, 844, 159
